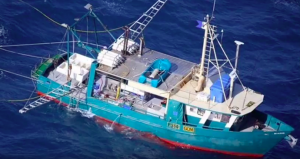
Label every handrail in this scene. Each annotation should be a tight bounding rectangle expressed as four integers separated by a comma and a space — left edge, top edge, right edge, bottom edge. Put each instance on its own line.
171, 89, 198, 104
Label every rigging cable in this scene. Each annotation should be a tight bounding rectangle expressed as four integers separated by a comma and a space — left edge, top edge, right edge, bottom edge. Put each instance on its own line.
18, 0, 134, 33
93, 17, 100, 49
0, 47, 49, 59
0, 41, 74, 48
0, 68, 41, 102
86, 16, 89, 55
0, 41, 106, 60
0, 1, 149, 103
0, 68, 36, 81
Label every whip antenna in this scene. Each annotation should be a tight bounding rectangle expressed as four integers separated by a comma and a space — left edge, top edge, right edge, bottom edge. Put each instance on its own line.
211, 0, 217, 20
221, 29, 224, 44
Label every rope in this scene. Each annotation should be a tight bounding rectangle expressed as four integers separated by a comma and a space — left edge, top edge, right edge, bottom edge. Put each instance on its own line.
18, 0, 134, 33
0, 68, 41, 102
0, 95, 40, 102
0, 47, 49, 59
0, 68, 36, 80
0, 41, 77, 48
0, 41, 106, 60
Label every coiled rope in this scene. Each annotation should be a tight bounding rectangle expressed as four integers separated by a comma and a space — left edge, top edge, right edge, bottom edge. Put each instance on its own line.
18, 0, 134, 33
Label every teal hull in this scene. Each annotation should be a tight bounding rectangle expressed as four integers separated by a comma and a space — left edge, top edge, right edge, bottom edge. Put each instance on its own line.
36, 75, 292, 157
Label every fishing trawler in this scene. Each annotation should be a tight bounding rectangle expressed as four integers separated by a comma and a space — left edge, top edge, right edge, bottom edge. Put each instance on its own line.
16, 0, 297, 157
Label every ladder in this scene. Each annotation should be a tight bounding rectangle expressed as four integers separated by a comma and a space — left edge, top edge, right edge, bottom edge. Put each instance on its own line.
129, 0, 168, 41
19, 97, 50, 114
19, 84, 79, 114
204, 25, 218, 76
68, 96, 81, 109
108, 0, 168, 49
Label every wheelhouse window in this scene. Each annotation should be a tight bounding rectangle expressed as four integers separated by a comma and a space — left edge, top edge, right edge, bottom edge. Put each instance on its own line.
212, 112, 222, 120
190, 107, 194, 112
197, 108, 205, 116
220, 114, 231, 123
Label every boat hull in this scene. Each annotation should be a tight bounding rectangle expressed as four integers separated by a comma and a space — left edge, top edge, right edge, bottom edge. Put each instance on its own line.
36, 77, 291, 157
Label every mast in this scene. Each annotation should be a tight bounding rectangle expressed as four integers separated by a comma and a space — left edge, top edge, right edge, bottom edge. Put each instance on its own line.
62, 4, 117, 59
195, 15, 210, 92
229, 40, 244, 98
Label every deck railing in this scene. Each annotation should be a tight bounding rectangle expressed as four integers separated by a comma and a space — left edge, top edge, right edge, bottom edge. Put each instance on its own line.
171, 87, 212, 107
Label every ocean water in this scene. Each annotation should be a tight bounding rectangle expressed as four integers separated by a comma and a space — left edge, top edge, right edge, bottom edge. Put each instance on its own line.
0, 0, 299, 158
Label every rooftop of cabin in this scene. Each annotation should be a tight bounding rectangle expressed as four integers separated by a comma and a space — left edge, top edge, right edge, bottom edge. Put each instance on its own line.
97, 47, 196, 91
95, 39, 264, 116
170, 67, 264, 116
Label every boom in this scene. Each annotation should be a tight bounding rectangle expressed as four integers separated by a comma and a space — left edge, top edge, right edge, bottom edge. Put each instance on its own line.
108, 0, 168, 49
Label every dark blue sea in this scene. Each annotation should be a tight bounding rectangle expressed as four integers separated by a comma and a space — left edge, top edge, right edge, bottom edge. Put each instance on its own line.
0, 0, 299, 158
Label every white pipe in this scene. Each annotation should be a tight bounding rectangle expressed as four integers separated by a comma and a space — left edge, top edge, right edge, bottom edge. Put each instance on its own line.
98, 58, 117, 67
229, 41, 244, 98
98, 51, 122, 61
149, 69, 159, 78
99, 50, 119, 57
229, 76, 234, 99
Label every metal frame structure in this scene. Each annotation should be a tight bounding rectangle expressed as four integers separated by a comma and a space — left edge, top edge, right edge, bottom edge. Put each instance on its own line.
196, 14, 247, 104
108, 0, 168, 49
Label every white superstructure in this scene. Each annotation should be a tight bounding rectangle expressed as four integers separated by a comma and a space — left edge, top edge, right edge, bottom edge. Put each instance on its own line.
56, 53, 94, 83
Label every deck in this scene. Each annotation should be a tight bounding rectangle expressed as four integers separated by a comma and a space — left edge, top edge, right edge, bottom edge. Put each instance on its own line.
96, 47, 264, 116
97, 48, 196, 91
170, 80, 264, 116
46, 46, 263, 116
47, 70, 88, 100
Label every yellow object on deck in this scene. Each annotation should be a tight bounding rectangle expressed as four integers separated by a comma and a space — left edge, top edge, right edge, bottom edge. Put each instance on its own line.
116, 86, 121, 100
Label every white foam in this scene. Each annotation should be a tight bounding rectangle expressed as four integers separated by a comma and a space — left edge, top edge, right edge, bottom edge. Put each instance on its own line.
103, 124, 113, 133
67, 107, 95, 118
0, 25, 9, 44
